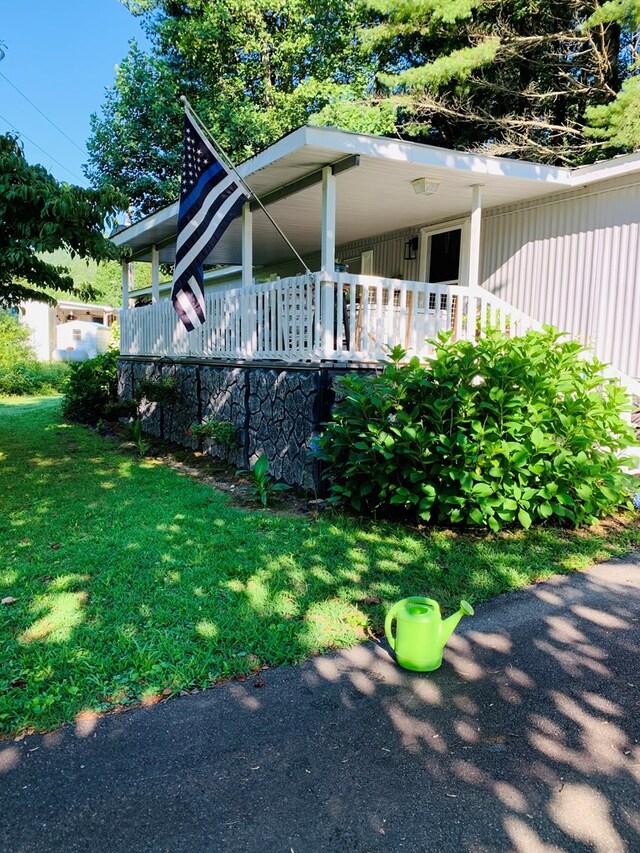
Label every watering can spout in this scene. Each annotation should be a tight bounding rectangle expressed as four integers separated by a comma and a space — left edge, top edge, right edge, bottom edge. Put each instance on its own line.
441, 600, 474, 644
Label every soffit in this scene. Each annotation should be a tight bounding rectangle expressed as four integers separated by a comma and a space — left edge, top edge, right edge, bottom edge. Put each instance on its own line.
112, 126, 603, 266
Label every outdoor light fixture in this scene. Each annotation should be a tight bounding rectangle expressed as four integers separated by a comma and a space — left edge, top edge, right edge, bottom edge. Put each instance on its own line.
411, 177, 441, 195
404, 236, 419, 261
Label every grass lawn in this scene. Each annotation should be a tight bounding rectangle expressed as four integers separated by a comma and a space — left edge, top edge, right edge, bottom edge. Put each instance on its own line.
1, 396, 638, 737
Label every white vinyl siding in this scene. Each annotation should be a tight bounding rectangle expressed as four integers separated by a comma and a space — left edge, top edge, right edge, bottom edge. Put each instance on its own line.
481, 175, 640, 378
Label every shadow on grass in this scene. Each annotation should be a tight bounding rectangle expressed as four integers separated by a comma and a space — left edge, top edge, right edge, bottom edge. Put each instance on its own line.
0, 555, 638, 852
1, 396, 639, 744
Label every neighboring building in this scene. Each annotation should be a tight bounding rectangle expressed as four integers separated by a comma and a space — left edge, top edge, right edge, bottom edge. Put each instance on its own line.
19, 300, 117, 361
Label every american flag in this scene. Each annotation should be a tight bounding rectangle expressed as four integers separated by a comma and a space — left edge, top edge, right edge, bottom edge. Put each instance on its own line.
171, 111, 249, 331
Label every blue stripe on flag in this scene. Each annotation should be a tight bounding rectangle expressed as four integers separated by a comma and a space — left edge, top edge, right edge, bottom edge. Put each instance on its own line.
178, 161, 224, 226
171, 110, 249, 331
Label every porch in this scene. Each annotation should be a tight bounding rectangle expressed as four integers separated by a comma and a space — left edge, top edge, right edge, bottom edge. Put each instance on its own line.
112, 125, 640, 402
119, 272, 540, 362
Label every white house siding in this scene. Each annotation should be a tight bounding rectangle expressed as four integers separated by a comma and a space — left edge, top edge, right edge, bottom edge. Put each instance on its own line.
480, 175, 640, 378
264, 226, 423, 282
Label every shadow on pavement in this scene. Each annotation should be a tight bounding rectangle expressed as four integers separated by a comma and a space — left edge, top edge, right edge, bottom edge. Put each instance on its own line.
1, 557, 639, 852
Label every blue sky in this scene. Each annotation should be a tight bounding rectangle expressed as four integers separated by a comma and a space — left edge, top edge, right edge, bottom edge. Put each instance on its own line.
1, 0, 149, 186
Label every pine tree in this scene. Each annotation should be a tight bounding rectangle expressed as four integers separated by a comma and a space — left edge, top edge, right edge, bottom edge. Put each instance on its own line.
317, 0, 640, 163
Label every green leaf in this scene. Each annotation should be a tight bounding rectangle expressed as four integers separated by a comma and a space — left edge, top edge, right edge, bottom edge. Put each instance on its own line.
538, 502, 553, 518
518, 509, 532, 529
530, 427, 544, 448
460, 471, 473, 491
472, 482, 493, 497
253, 453, 269, 478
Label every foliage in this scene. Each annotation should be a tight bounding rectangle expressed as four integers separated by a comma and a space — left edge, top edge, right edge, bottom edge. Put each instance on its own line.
0, 313, 68, 395
0, 312, 35, 368
86, 0, 640, 211
310, 95, 397, 136
109, 318, 120, 349
122, 416, 151, 457
86, 1, 370, 215
36, 250, 150, 308
0, 361, 69, 396
326, 0, 640, 164
62, 350, 119, 425
106, 396, 139, 420
0, 134, 127, 307
135, 375, 179, 407
188, 418, 236, 449
586, 76, 640, 151
85, 43, 184, 216
237, 452, 292, 507
0, 396, 638, 736
319, 329, 637, 530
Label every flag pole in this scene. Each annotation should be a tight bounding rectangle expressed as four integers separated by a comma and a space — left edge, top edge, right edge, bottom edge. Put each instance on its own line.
179, 96, 312, 275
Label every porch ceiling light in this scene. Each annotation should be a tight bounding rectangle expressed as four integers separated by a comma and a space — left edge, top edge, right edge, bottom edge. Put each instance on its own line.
411, 177, 441, 195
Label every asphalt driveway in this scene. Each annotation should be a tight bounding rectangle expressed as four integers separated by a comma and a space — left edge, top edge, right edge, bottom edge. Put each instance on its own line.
1, 555, 639, 852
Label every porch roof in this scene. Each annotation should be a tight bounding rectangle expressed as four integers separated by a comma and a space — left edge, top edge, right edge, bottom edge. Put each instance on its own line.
111, 125, 640, 268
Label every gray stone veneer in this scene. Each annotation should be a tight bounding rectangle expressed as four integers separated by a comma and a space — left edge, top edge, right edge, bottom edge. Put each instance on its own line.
117, 358, 375, 491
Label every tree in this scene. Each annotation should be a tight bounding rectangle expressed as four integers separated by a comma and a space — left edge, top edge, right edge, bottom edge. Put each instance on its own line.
0, 313, 36, 369
326, 0, 640, 164
85, 43, 184, 217
0, 134, 127, 308
85, 0, 369, 217
87, 1, 640, 212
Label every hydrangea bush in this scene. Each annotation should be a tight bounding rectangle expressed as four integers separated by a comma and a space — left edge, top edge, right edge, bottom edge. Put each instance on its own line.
319, 328, 637, 530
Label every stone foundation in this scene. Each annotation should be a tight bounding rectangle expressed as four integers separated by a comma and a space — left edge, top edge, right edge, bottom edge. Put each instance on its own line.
117, 358, 375, 491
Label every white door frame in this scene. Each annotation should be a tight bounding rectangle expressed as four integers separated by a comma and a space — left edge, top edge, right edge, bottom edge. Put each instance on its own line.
419, 218, 471, 286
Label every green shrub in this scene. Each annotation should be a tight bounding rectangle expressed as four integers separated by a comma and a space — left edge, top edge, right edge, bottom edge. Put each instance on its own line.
62, 350, 119, 425
0, 313, 35, 368
0, 313, 69, 395
0, 361, 69, 396
188, 418, 236, 448
319, 328, 636, 530
135, 376, 179, 407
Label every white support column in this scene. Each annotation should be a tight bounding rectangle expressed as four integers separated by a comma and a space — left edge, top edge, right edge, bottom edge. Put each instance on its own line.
121, 260, 129, 308
151, 245, 160, 304
242, 202, 253, 287
468, 184, 483, 291
241, 202, 255, 357
321, 166, 336, 277
320, 166, 337, 358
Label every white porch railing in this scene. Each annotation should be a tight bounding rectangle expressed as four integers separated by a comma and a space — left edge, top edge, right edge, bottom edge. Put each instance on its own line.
334, 272, 541, 360
120, 272, 542, 363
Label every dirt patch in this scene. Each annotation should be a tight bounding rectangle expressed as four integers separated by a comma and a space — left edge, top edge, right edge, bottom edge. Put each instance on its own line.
107, 423, 320, 515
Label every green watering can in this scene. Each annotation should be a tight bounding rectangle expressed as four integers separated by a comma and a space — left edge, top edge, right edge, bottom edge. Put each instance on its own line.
385, 597, 474, 672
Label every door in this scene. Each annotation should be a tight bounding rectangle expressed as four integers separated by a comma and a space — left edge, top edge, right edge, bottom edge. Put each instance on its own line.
419, 223, 468, 339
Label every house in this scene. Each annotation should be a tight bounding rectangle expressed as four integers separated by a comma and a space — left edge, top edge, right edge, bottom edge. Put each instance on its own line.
111, 126, 640, 486
19, 299, 117, 361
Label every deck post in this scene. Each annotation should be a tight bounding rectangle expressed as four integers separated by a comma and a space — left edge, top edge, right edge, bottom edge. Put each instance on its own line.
468, 184, 483, 291
121, 260, 129, 308
320, 166, 336, 358
151, 245, 160, 304
241, 202, 255, 357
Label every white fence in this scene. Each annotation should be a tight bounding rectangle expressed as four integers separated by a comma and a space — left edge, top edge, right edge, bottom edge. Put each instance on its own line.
120, 272, 542, 363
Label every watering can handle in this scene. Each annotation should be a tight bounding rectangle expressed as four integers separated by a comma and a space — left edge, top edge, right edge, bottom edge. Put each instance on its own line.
384, 601, 403, 650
